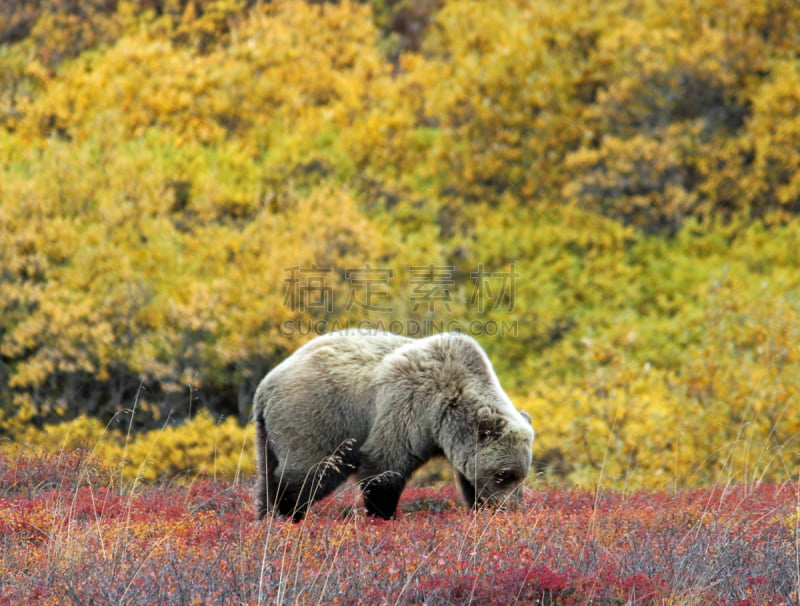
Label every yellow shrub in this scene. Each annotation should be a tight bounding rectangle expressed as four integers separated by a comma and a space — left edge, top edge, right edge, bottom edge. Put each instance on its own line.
3, 0, 800, 490
123, 410, 254, 484
2, 411, 254, 486
519, 260, 800, 490
521, 366, 706, 490
3, 414, 123, 472
520, 361, 795, 491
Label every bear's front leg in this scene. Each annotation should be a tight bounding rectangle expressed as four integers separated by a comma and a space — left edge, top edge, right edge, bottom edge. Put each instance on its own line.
358, 425, 414, 519
455, 471, 478, 509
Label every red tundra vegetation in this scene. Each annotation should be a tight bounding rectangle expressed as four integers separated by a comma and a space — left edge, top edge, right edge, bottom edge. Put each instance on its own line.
0, 450, 797, 605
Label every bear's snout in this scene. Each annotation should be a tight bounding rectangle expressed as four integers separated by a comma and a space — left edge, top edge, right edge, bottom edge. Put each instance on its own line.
476, 483, 525, 511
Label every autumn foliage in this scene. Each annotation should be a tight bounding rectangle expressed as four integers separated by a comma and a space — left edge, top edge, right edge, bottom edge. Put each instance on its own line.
1, 0, 800, 492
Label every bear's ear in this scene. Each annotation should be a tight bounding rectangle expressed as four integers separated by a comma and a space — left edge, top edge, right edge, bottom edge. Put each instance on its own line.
519, 409, 531, 424
477, 415, 507, 442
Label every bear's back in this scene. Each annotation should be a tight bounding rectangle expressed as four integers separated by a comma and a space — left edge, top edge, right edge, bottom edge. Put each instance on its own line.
254, 331, 413, 467
269, 330, 410, 389
255, 331, 412, 422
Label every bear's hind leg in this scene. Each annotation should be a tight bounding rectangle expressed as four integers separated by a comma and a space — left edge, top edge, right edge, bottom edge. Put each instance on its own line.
254, 414, 279, 520
274, 472, 337, 522
359, 471, 406, 520
274, 484, 311, 522
276, 447, 358, 522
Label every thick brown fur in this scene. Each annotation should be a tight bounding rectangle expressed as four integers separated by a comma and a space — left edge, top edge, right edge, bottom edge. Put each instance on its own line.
252, 330, 534, 521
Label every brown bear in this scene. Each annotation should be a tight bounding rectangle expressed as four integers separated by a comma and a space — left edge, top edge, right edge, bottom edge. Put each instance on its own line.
253, 330, 534, 521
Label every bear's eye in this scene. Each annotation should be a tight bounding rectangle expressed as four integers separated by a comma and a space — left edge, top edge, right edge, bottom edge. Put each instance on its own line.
494, 470, 517, 486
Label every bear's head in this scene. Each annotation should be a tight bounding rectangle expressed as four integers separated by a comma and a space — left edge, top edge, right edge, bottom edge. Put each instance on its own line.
454, 407, 534, 510
412, 333, 534, 510
381, 332, 534, 511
